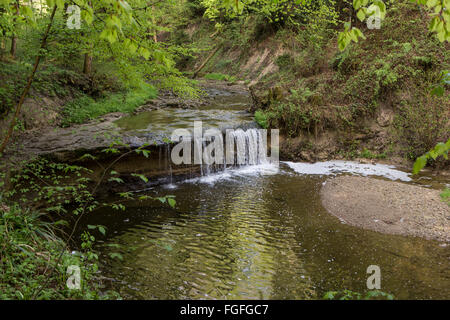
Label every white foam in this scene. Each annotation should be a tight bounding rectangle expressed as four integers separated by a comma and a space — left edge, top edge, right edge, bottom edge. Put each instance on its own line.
283, 160, 411, 181
185, 163, 279, 185
163, 183, 178, 190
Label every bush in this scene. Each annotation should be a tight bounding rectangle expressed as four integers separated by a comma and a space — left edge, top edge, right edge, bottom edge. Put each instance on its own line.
264, 101, 322, 137
254, 110, 269, 129
393, 95, 449, 159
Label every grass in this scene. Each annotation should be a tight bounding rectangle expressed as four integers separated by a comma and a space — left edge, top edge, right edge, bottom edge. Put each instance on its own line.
61, 84, 157, 126
203, 72, 237, 82
441, 188, 450, 205
0, 200, 122, 299
0, 204, 79, 299
359, 148, 387, 160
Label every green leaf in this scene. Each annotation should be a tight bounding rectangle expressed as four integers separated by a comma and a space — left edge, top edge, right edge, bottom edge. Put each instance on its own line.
79, 153, 96, 161
108, 177, 124, 183
139, 47, 151, 60
82, 7, 94, 25
357, 9, 366, 22
431, 85, 444, 96
98, 226, 106, 235
168, 198, 176, 208
118, 0, 132, 13
157, 197, 166, 203
109, 253, 123, 260
413, 155, 428, 174
131, 173, 148, 183
323, 291, 337, 300
432, 142, 449, 158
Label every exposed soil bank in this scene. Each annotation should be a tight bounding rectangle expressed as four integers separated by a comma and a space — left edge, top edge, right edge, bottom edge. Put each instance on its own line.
321, 176, 450, 243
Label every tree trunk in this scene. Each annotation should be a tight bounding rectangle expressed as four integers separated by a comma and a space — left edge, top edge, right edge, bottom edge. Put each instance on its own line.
83, 53, 92, 75
82, 1, 93, 75
0, 5, 58, 155
10, 36, 17, 58
193, 46, 221, 78
152, 5, 157, 42
10, 0, 19, 58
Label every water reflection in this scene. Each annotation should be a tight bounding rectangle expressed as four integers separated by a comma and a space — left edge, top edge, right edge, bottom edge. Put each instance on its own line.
84, 168, 449, 300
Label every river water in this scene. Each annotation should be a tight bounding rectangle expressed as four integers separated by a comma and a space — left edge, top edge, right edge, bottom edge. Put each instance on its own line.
80, 84, 449, 300
83, 163, 448, 300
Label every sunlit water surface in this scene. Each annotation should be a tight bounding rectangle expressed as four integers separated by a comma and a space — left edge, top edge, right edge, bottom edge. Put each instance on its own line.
81, 163, 450, 300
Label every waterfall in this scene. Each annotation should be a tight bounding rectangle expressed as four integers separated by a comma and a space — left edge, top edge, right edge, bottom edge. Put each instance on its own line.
195, 136, 204, 176
202, 139, 210, 176
227, 128, 268, 167
167, 144, 173, 184
166, 128, 271, 183
233, 129, 247, 166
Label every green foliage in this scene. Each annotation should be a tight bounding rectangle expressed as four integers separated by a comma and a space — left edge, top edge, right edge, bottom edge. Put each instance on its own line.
250, 0, 448, 162
0, 0, 199, 123
254, 109, 269, 128
323, 289, 394, 300
430, 70, 450, 96
359, 148, 387, 159
0, 203, 113, 299
263, 101, 322, 137
275, 53, 294, 71
0, 140, 178, 299
203, 72, 236, 82
0, 62, 78, 115
440, 188, 450, 204
423, 0, 450, 42
339, 0, 448, 51
61, 84, 157, 126
394, 94, 448, 159
203, 0, 312, 25
413, 138, 450, 174
338, 24, 366, 52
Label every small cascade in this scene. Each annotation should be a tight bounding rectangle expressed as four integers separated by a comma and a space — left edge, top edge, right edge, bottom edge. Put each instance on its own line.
258, 130, 268, 164
247, 129, 258, 165
227, 128, 269, 167
233, 129, 247, 166
167, 144, 173, 184
195, 136, 204, 176
202, 139, 211, 176
162, 128, 273, 184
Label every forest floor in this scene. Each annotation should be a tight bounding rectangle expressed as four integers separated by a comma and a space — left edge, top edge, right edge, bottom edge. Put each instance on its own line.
321, 175, 450, 243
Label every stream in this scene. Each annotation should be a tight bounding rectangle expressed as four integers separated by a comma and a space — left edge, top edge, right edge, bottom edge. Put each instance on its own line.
77, 83, 449, 300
